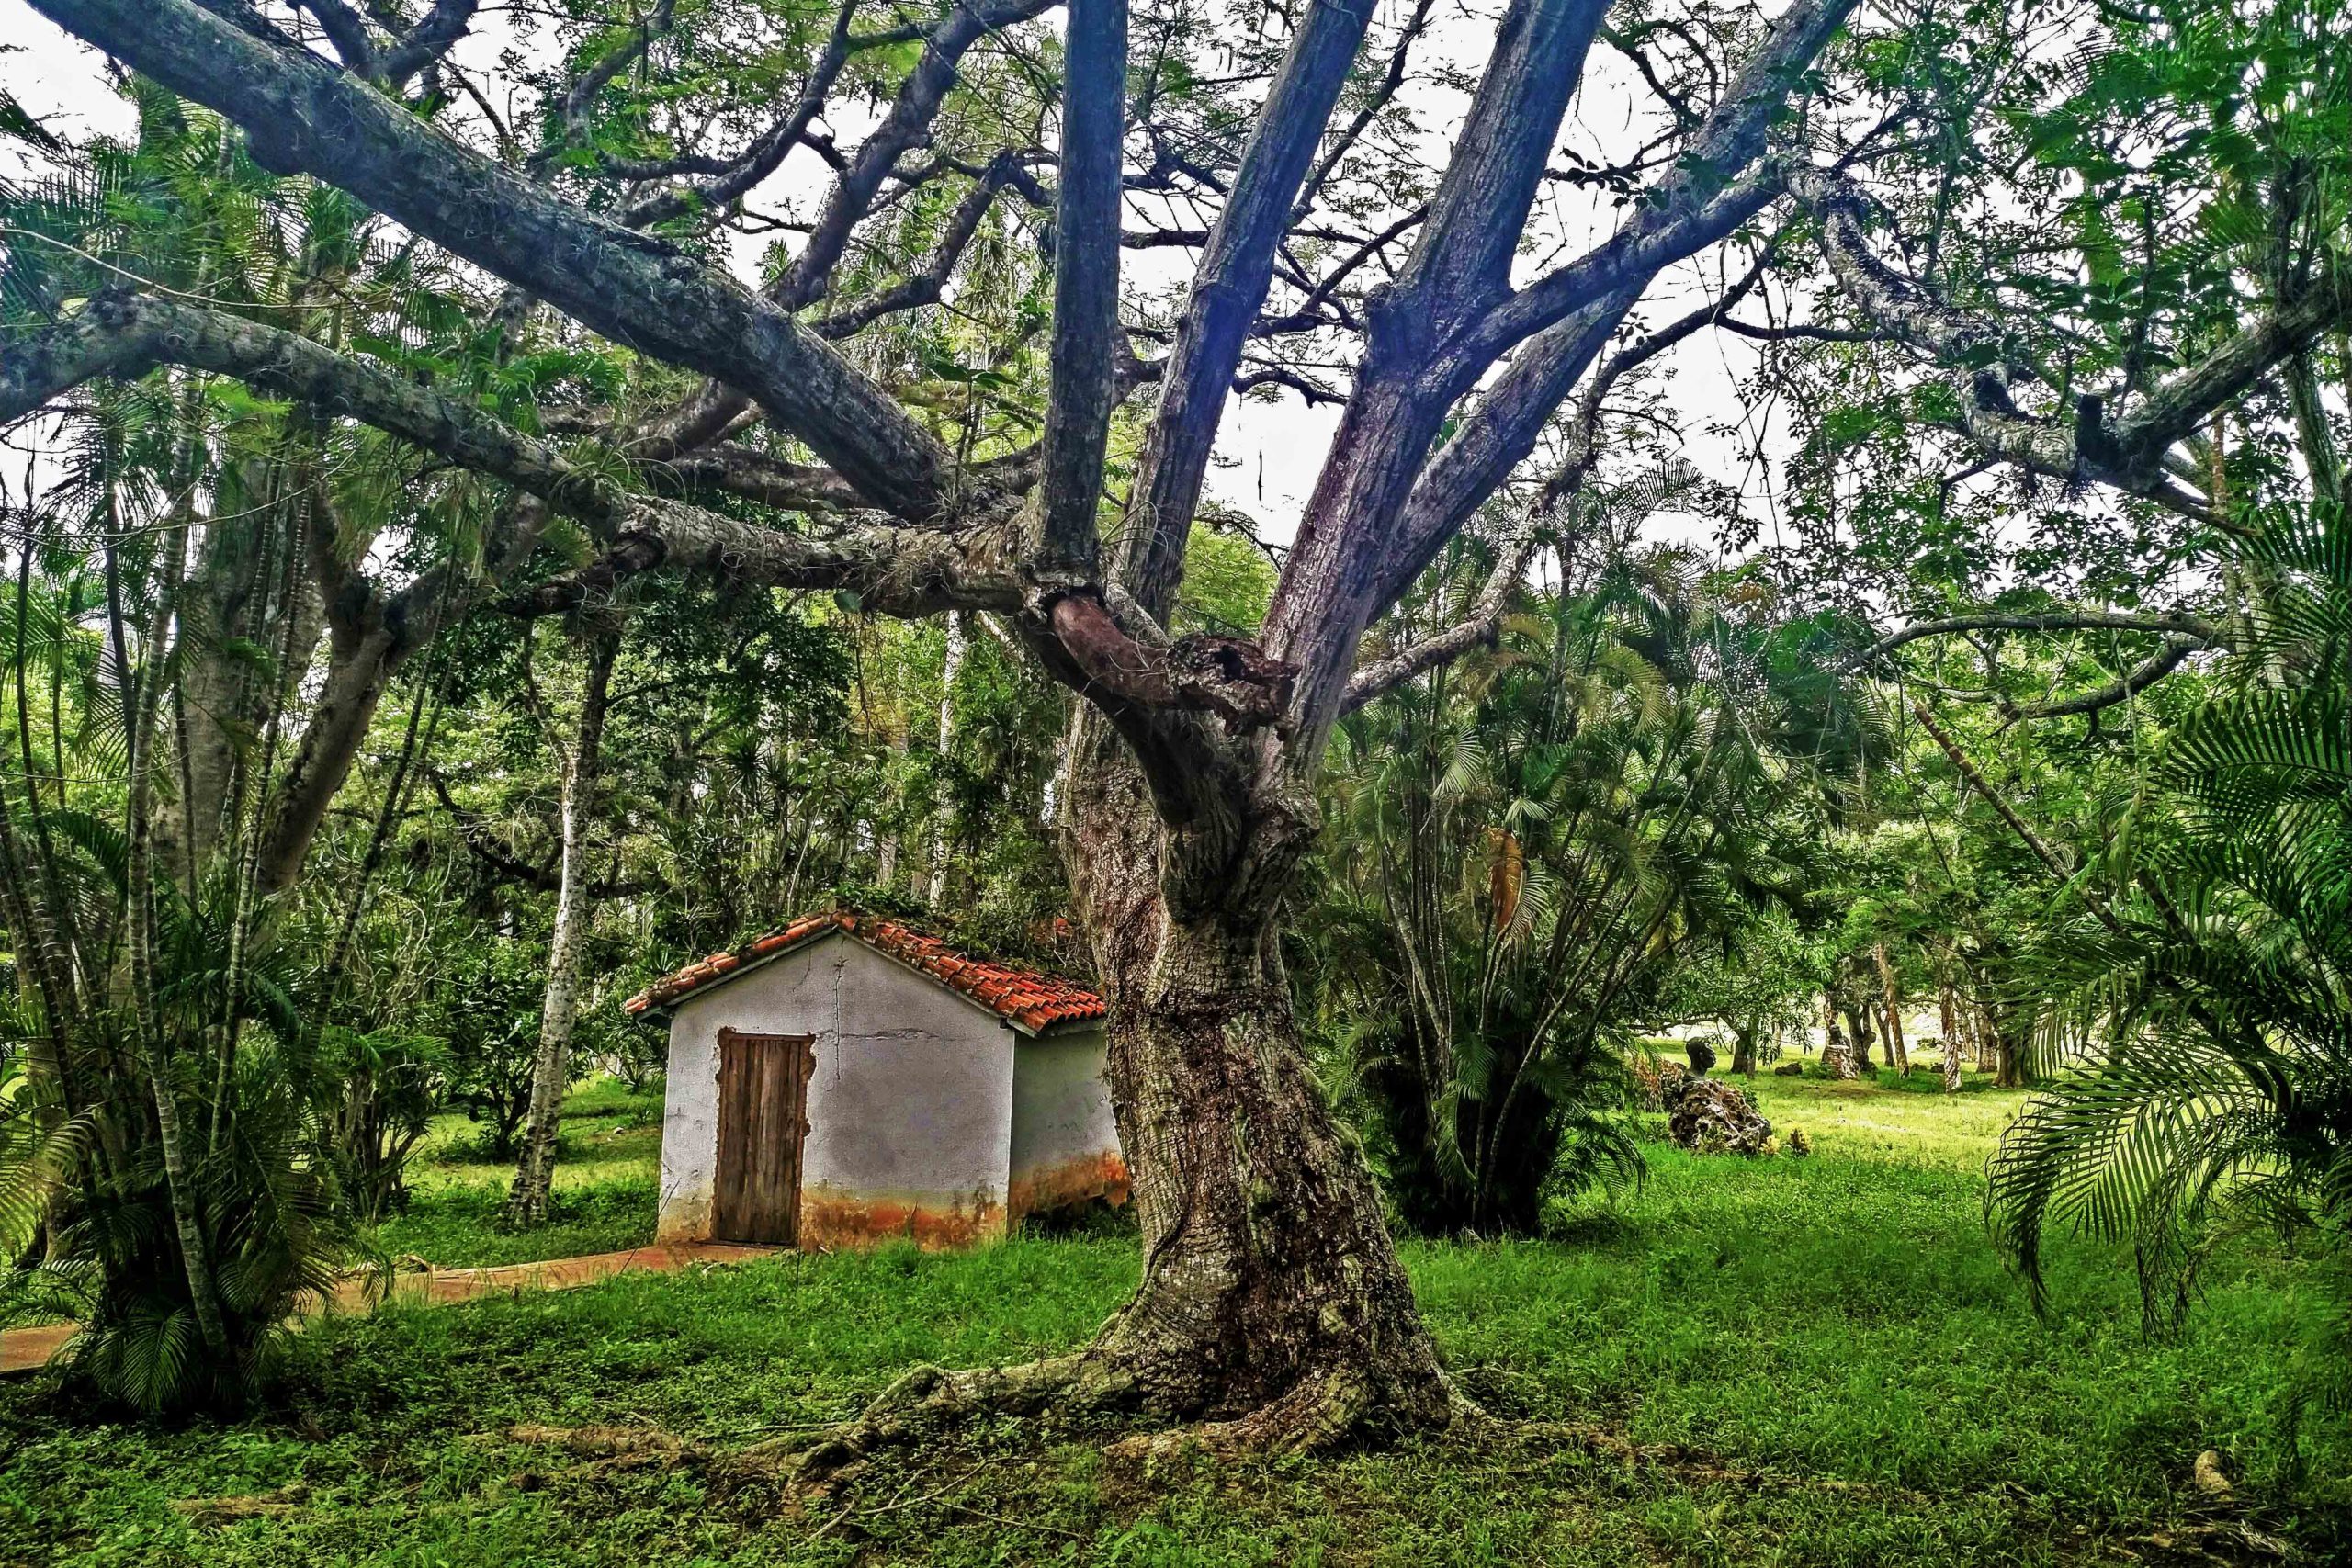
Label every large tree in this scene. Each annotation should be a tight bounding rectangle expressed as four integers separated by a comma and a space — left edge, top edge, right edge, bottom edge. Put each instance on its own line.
8, 0, 1860, 1449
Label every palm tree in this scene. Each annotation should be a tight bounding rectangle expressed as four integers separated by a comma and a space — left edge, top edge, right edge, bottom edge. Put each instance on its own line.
1314, 535, 1836, 1234
0, 90, 486, 1407
1988, 504, 2352, 1340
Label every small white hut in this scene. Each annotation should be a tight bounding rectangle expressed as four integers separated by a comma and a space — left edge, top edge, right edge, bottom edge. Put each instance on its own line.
625, 913, 1125, 1249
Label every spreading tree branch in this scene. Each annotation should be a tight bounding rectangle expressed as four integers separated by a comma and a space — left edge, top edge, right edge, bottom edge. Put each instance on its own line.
32, 0, 974, 524
1, 289, 1020, 617
1792, 167, 2352, 515
1833, 610, 2225, 673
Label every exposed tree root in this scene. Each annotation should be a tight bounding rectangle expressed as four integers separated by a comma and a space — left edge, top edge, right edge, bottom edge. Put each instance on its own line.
1100, 1364, 1484, 1468
507, 1421, 698, 1460
500, 1394, 2065, 1539
782, 1349, 1134, 1484
502, 1339, 1474, 1502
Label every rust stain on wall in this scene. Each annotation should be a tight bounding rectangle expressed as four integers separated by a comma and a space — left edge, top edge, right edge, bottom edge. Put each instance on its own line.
797, 1184, 1008, 1250
1008, 1151, 1130, 1220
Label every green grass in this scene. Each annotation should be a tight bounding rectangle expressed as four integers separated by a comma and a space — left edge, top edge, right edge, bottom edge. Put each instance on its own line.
364, 1081, 665, 1269
5, 1072, 2346, 1565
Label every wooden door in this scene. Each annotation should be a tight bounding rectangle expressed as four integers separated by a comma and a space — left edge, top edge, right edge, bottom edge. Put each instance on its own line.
713, 1029, 812, 1245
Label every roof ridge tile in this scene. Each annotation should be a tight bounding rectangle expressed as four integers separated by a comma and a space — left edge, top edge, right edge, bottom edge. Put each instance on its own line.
623, 912, 1105, 1031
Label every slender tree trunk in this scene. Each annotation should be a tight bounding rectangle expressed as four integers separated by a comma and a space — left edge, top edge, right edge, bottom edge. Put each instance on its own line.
927, 609, 965, 904
1937, 975, 1962, 1092
1972, 996, 2000, 1074
508, 627, 617, 1228
2, 544, 79, 1111
1873, 942, 1907, 1072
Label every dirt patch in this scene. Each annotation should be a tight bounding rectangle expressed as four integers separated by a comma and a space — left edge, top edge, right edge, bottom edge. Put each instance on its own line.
798, 1186, 1007, 1249
0, 1242, 778, 1378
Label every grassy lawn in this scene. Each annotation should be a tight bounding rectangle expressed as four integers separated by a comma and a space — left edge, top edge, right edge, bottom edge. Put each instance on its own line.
366, 1080, 665, 1269
5, 1069, 2346, 1565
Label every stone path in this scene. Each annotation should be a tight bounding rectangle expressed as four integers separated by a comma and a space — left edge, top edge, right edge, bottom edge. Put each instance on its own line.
0, 1241, 777, 1377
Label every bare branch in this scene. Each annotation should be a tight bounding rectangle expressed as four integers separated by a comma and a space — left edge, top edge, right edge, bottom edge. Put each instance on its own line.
1792, 168, 2352, 515
1348, 254, 1772, 706
657, 445, 866, 512
1382, 247, 1772, 612
1114, 0, 1377, 620
616, 0, 859, 228
377, 0, 478, 88
775, 0, 1060, 312
1834, 610, 2226, 673
298, 0, 376, 72
1037, 0, 1125, 578
2007, 637, 2200, 720
2, 289, 1023, 621
1386, 0, 1610, 333
1461, 0, 1859, 366
548, 0, 676, 160
1295, 0, 1437, 213
1340, 524, 1534, 714
808, 156, 1023, 338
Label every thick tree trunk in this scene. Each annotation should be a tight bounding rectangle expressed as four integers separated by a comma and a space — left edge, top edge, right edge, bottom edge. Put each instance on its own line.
1992, 1009, 2030, 1090
1046, 725, 1456, 1445
255, 617, 409, 893
164, 479, 329, 880
1084, 915, 1453, 1435
508, 629, 616, 1228
1844, 998, 1874, 1072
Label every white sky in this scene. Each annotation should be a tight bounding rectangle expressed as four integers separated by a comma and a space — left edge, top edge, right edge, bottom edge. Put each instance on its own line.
0, 0, 1787, 555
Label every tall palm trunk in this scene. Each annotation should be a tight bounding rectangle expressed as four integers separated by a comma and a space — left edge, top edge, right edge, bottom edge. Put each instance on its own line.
508, 627, 617, 1228
122, 452, 232, 1358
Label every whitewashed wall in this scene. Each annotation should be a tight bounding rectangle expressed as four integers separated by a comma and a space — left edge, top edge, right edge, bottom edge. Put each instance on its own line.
659, 934, 1017, 1246
1007, 1030, 1126, 1217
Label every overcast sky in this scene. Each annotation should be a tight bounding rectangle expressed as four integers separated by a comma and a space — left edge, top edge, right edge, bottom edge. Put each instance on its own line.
0, 0, 1792, 556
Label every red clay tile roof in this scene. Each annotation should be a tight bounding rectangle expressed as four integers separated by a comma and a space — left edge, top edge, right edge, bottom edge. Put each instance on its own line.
622, 912, 1105, 1034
